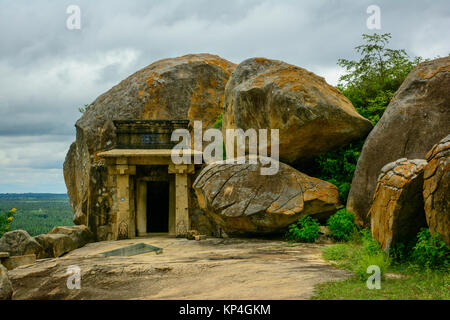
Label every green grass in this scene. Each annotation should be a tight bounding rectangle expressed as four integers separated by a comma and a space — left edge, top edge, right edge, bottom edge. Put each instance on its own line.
312, 235, 450, 300
312, 268, 450, 300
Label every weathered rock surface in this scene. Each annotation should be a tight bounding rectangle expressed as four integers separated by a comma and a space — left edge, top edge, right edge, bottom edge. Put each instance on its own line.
348, 57, 450, 226
0, 264, 12, 300
369, 159, 428, 251
8, 237, 351, 300
49, 225, 94, 248
0, 230, 43, 257
2, 254, 36, 271
34, 234, 77, 258
193, 156, 339, 236
222, 57, 373, 163
423, 134, 450, 244
64, 54, 236, 238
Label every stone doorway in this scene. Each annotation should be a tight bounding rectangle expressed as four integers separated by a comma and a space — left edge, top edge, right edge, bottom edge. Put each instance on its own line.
146, 181, 169, 233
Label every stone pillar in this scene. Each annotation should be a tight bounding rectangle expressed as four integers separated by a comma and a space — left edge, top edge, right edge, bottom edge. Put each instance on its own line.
114, 158, 136, 240
136, 180, 147, 236
175, 173, 189, 237
169, 164, 194, 237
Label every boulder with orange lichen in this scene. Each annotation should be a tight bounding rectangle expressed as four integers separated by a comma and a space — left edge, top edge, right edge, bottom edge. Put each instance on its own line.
369, 159, 428, 252
193, 156, 339, 236
222, 57, 373, 164
64, 54, 236, 239
347, 57, 450, 226
423, 134, 450, 245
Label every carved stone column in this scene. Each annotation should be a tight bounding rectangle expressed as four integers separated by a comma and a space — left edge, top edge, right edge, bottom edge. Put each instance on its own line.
169, 164, 194, 237
113, 158, 136, 239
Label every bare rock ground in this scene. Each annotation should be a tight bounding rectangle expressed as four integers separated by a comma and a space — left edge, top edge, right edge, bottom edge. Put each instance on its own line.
8, 236, 350, 300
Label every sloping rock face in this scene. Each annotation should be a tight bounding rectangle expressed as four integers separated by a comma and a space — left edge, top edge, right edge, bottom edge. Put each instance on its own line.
49, 225, 95, 248
64, 54, 236, 239
0, 264, 12, 300
348, 57, 450, 226
34, 234, 77, 259
369, 159, 428, 252
222, 58, 373, 164
423, 134, 450, 245
0, 230, 43, 257
193, 157, 339, 236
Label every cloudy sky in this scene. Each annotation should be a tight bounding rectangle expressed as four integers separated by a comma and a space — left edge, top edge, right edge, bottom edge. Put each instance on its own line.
0, 0, 449, 193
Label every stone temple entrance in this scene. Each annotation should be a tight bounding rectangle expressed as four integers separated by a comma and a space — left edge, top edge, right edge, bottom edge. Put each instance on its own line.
98, 120, 201, 240
146, 181, 169, 233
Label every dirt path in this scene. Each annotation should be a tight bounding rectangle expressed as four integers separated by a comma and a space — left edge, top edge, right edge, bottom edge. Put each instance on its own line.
8, 237, 350, 300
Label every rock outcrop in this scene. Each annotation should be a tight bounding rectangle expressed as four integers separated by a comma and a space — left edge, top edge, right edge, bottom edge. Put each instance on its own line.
0, 230, 43, 257
49, 225, 95, 248
222, 58, 373, 164
64, 54, 236, 238
193, 156, 339, 236
369, 159, 428, 252
423, 134, 450, 244
0, 264, 12, 300
34, 234, 77, 259
347, 57, 450, 226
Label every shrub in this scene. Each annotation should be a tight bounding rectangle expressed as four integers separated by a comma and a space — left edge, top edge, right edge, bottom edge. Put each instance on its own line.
285, 216, 320, 243
360, 229, 382, 255
355, 230, 390, 280
327, 209, 357, 241
411, 228, 450, 269
0, 208, 16, 237
354, 251, 390, 281
313, 141, 362, 203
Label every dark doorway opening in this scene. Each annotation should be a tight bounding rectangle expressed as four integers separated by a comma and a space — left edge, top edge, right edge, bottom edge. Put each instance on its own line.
147, 181, 169, 233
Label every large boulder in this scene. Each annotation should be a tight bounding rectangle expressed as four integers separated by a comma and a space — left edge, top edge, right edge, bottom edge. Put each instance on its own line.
34, 234, 77, 258
222, 58, 373, 164
423, 134, 450, 245
369, 159, 428, 252
193, 156, 339, 236
348, 57, 450, 226
0, 264, 12, 300
0, 230, 43, 257
48, 225, 94, 248
64, 54, 236, 238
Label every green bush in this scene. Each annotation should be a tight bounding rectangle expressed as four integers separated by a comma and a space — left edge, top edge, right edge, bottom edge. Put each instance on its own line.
327, 209, 357, 241
0, 208, 16, 238
354, 230, 390, 280
285, 216, 320, 243
354, 251, 390, 281
314, 141, 362, 203
411, 228, 450, 269
360, 229, 382, 255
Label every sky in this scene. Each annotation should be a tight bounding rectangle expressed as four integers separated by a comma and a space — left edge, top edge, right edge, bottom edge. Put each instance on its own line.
0, 0, 449, 193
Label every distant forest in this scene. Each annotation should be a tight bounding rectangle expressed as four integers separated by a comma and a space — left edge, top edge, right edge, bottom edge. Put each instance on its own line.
0, 193, 74, 236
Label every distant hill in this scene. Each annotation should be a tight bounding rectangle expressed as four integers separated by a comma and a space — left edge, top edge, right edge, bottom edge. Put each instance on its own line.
0, 193, 74, 236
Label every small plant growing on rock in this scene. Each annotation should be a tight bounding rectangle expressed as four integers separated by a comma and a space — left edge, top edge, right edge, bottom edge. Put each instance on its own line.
0, 208, 16, 237
285, 216, 320, 243
411, 228, 450, 269
327, 209, 356, 241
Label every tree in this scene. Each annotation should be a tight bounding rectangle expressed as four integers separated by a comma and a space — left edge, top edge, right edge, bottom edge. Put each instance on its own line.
308, 33, 424, 204
337, 33, 423, 124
